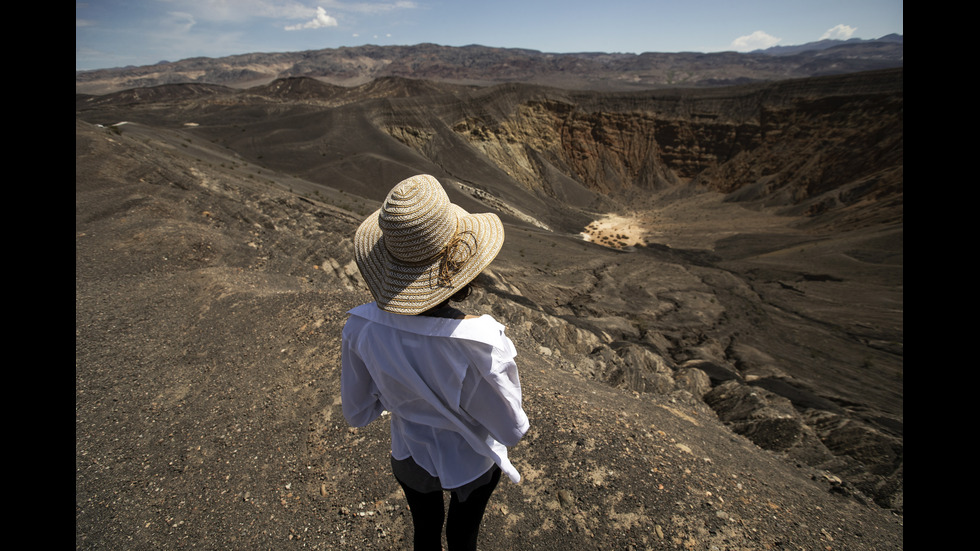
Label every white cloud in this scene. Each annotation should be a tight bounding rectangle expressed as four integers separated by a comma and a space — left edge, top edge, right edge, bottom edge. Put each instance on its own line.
318, 0, 417, 14
165, 11, 197, 34
730, 31, 781, 52
154, 1, 417, 31
161, 0, 310, 23
820, 24, 857, 40
285, 6, 339, 30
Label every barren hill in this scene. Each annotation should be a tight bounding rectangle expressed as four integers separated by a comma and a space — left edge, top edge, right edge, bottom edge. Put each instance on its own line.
76, 68, 902, 549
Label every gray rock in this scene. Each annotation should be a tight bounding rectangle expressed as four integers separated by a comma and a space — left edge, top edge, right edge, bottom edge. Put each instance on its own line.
703, 380, 806, 452
675, 367, 712, 398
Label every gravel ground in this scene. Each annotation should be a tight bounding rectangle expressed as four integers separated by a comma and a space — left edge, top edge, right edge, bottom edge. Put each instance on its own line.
76, 119, 902, 549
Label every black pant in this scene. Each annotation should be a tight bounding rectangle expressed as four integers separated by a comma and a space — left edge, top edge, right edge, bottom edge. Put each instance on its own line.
395, 466, 502, 551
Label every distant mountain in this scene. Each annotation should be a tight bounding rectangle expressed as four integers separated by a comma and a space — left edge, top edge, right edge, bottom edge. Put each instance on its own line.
755, 34, 904, 56
75, 37, 903, 95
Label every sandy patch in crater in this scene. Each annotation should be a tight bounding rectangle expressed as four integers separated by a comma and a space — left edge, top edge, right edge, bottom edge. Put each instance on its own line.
580, 193, 798, 251
580, 214, 647, 249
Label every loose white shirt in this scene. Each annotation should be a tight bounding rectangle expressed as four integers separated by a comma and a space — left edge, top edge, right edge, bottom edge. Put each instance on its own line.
341, 302, 529, 488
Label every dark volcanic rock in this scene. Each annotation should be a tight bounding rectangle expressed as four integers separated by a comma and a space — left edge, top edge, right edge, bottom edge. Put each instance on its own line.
704, 380, 813, 453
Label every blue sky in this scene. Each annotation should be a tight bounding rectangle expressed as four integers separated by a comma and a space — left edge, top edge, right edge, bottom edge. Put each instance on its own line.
76, 1, 903, 71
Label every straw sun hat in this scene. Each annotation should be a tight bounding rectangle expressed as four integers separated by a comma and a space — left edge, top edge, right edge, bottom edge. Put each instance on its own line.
354, 174, 504, 315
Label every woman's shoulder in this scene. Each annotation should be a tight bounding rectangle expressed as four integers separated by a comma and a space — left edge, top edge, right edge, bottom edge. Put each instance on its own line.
347, 302, 506, 344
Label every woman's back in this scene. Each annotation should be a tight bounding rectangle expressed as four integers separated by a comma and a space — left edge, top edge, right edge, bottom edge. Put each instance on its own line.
341, 302, 527, 488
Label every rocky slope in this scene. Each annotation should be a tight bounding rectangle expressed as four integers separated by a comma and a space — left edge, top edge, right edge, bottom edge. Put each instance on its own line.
76, 69, 903, 224
76, 69, 902, 548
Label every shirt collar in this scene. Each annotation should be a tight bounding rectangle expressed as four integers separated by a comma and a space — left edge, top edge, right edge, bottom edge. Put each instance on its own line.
347, 302, 505, 345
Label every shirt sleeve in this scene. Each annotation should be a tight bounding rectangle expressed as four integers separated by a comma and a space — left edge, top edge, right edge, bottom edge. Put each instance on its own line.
340, 322, 385, 427
459, 334, 529, 447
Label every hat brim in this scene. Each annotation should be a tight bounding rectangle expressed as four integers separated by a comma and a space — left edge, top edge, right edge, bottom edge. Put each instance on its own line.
354, 205, 504, 315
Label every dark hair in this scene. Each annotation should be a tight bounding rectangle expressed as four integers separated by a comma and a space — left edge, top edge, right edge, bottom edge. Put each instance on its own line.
441, 282, 472, 307
422, 282, 474, 316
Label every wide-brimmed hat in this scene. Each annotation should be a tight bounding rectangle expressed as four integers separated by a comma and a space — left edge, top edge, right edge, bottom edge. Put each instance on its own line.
354, 174, 504, 315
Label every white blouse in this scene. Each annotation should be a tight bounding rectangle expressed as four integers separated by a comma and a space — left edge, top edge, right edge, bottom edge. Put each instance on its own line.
341, 302, 529, 488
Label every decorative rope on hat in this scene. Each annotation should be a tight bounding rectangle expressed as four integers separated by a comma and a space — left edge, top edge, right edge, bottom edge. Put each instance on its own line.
437, 230, 476, 287
353, 175, 504, 315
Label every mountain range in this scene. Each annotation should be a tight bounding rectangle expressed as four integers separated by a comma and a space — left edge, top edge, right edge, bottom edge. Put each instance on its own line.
75, 36, 903, 95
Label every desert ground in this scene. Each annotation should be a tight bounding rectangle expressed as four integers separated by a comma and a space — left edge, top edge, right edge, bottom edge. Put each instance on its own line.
77, 68, 902, 549
76, 122, 902, 550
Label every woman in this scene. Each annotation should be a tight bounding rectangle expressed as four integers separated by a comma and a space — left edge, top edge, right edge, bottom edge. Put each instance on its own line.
341, 174, 529, 550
